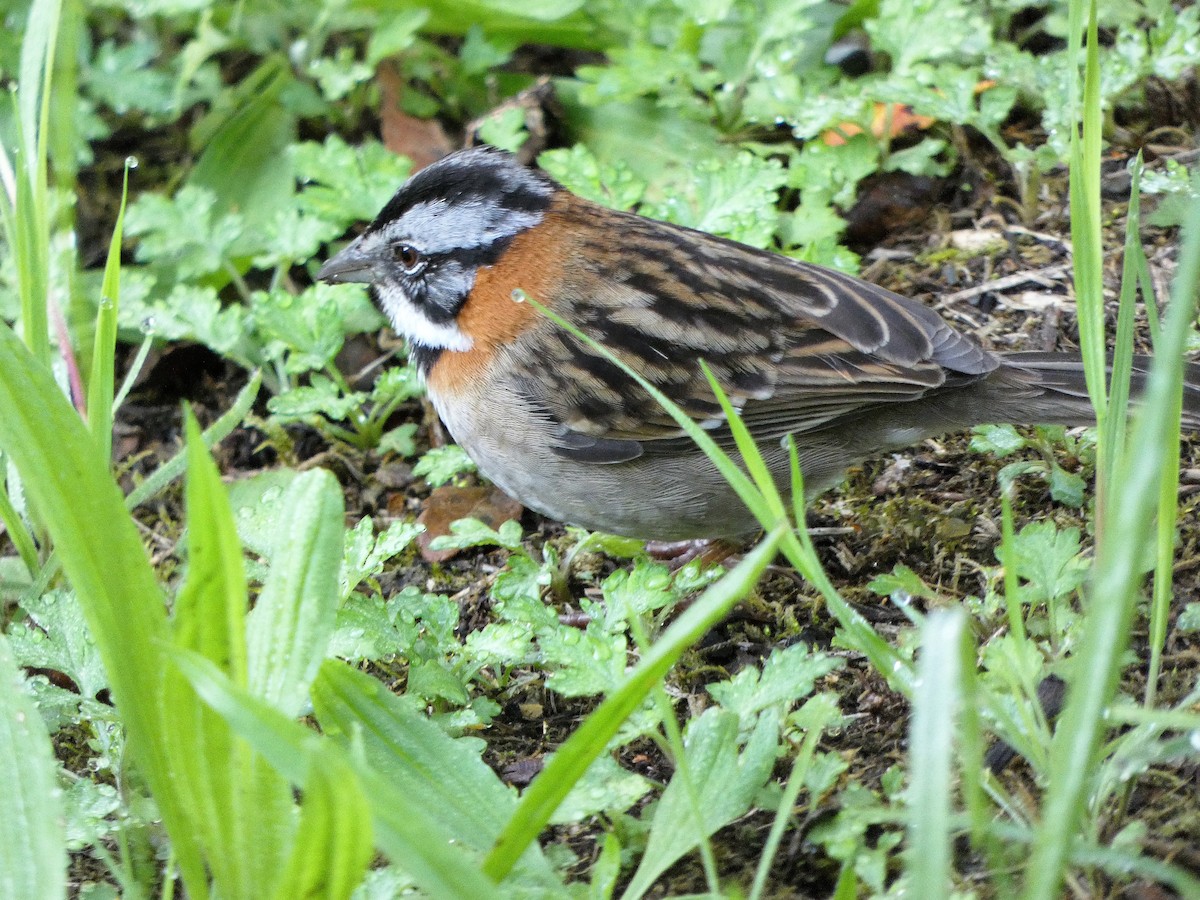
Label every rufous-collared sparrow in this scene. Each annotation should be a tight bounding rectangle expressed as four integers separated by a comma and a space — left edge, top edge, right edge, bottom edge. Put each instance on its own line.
318, 146, 1199, 539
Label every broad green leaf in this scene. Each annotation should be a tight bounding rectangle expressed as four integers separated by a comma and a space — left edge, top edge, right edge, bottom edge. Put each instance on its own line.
117, 283, 247, 354
327, 593, 409, 661
476, 105, 530, 153
624, 707, 782, 897
549, 754, 652, 825
999, 521, 1088, 607
541, 628, 627, 697
1047, 465, 1086, 508
124, 185, 246, 279
61, 777, 121, 853
555, 86, 728, 186
707, 642, 840, 728
188, 56, 297, 235
413, 445, 478, 487
406, 658, 470, 706
176, 650, 546, 898
340, 519, 423, 600
864, 0, 989, 73
641, 152, 787, 248
291, 136, 413, 227
1178, 602, 1200, 633
228, 468, 301, 557
246, 468, 344, 717
389, 0, 601, 48
315, 663, 521, 853
365, 9, 429, 66
428, 516, 522, 552
970, 424, 1029, 457
251, 288, 346, 374
537, 145, 648, 210
600, 562, 676, 623
266, 376, 363, 422
159, 413, 294, 898
377, 422, 418, 456
85, 38, 175, 115
8, 589, 107, 699
867, 564, 938, 604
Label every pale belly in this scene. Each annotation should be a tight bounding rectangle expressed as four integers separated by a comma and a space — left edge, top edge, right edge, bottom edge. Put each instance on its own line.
427, 377, 855, 540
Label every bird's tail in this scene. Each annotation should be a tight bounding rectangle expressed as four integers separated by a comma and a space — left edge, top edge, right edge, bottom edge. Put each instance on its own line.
990, 351, 1200, 430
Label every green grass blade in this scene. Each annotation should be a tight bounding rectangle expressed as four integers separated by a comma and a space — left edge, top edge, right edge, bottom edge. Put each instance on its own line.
999, 489, 1026, 643
9, 154, 49, 362
87, 161, 132, 462
1137, 233, 1162, 348
783, 439, 912, 691
19, 0, 60, 167
46, 0, 79, 186
748, 698, 839, 900
1103, 156, 1144, 473
0, 319, 208, 891
995, 820, 1200, 898
777, 525, 910, 691
696, 367, 909, 689
0, 472, 39, 577
112, 332, 155, 414
0, 633, 66, 900
1022, 187, 1200, 900
1068, 0, 1106, 416
484, 528, 785, 881
172, 411, 250, 674
1130, 160, 1185, 707
1067, 0, 1110, 545
246, 468, 343, 717
124, 370, 262, 509
699, 359, 789, 524
270, 745, 373, 900
12, 0, 62, 367
906, 609, 968, 895
1146, 403, 1183, 707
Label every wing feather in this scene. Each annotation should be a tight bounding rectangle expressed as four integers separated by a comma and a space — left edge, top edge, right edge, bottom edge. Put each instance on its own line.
506, 202, 998, 461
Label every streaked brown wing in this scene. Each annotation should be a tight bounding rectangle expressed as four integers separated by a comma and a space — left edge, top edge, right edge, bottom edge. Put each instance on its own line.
513, 201, 999, 462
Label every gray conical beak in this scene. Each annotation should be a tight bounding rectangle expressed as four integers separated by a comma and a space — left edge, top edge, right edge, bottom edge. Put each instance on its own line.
317, 240, 380, 285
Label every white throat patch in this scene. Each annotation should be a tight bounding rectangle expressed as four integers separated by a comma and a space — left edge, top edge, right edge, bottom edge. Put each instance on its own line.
375, 283, 474, 352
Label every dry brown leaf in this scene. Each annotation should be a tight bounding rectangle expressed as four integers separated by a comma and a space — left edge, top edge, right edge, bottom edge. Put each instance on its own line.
416, 483, 524, 562
378, 61, 453, 171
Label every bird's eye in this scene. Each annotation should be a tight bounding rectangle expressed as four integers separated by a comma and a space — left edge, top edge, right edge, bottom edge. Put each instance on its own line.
393, 243, 424, 273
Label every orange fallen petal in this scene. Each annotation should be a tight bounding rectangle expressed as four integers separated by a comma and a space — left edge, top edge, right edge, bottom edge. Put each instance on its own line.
820, 102, 935, 146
